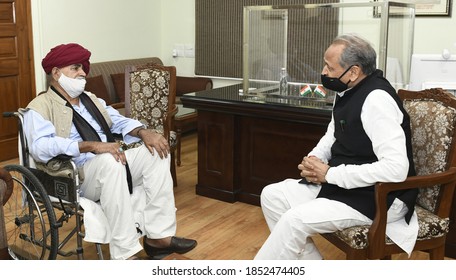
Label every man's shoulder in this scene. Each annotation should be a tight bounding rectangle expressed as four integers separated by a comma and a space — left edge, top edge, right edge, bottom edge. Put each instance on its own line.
27, 90, 49, 108
29, 88, 67, 106
27, 88, 66, 118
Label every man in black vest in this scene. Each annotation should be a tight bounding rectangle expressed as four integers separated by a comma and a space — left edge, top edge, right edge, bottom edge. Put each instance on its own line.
23, 43, 196, 259
255, 34, 418, 260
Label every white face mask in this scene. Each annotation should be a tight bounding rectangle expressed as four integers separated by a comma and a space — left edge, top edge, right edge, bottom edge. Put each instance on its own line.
58, 73, 86, 98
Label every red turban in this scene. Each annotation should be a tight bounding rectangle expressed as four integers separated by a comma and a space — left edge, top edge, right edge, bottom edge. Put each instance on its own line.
41, 43, 91, 74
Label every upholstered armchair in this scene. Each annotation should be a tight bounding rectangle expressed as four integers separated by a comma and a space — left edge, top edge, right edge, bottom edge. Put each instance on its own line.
125, 64, 178, 187
0, 166, 13, 259
322, 88, 456, 259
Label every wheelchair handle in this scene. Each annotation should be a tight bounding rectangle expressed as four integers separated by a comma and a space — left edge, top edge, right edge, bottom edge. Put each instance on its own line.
3, 111, 15, 118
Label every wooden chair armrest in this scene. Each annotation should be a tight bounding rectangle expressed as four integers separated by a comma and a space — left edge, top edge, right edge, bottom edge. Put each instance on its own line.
111, 102, 125, 110
168, 104, 178, 118
110, 102, 126, 116
0, 167, 13, 206
368, 167, 456, 259
163, 104, 179, 141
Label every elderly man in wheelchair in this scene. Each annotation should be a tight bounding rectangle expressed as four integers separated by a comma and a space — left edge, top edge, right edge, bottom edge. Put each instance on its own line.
17, 43, 196, 260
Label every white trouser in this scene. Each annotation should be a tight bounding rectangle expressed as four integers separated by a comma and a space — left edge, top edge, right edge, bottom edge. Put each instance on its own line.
80, 145, 176, 259
254, 179, 408, 260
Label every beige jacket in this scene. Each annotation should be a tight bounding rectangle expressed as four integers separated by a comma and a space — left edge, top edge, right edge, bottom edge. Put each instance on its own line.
27, 88, 112, 138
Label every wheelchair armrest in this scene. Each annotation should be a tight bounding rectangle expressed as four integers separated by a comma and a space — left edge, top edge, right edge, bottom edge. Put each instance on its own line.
34, 154, 77, 180
52, 154, 73, 161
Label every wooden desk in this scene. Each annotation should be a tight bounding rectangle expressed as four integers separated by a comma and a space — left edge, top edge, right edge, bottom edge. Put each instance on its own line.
181, 83, 332, 206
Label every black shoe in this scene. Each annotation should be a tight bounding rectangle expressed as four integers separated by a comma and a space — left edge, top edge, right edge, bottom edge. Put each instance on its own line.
143, 236, 197, 257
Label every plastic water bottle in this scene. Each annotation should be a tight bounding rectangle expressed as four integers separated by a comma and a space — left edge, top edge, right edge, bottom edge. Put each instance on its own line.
279, 68, 288, 96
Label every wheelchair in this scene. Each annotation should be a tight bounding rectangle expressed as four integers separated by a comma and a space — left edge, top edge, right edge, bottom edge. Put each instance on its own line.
3, 110, 104, 260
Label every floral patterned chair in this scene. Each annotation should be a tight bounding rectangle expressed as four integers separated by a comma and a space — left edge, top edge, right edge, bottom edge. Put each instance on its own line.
322, 88, 456, 259
125, 64, 178, 187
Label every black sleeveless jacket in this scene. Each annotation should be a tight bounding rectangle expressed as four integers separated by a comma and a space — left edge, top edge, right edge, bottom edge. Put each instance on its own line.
317, 70, 417, 223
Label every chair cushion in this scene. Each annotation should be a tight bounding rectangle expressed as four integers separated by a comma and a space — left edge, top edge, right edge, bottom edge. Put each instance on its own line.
85, 75, 112, 104
110, 73, 126, 103
403, 99, 456, 212
331, 206, 450, 249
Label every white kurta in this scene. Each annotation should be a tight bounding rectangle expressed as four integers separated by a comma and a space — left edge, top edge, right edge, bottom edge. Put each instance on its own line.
254, 89, 419, 260
80, 145, 176, 260
24, 97, 177, 259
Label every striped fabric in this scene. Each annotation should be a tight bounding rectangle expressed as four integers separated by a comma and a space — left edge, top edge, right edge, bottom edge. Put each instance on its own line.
195, 0, 339, 80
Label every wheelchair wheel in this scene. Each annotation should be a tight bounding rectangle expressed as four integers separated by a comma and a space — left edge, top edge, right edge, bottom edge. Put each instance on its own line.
3, 164, 59, 260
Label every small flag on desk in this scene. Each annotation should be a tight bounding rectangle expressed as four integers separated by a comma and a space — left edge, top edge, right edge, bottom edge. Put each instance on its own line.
300, 84, 312, 96
314, 85, 327, 98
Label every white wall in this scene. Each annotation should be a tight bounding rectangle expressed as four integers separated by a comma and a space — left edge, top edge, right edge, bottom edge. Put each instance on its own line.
159, 0, 196, 76
414, 14, 456, 53
31, 0, 456, 91
31, 0, 161, 91
159, 0, 240, 88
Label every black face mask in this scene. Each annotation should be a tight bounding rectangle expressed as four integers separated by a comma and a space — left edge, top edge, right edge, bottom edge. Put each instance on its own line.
320, 65, 354, 92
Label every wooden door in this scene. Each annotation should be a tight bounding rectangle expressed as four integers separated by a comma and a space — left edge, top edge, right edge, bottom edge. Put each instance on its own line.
0, 0, 35, 161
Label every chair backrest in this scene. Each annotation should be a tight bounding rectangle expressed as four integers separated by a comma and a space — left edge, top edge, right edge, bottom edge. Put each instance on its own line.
399, 88, 456, 213
126, 64, 177, 139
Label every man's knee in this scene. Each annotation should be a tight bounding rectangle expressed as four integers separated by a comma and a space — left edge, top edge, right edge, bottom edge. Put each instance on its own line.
90, 153, 126, 173
280, 208, 302, 226
260, 184, 276, 208
139, 145, 171, 167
